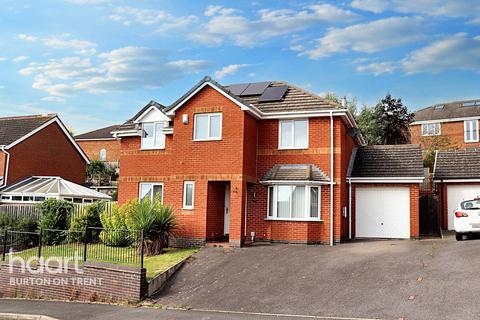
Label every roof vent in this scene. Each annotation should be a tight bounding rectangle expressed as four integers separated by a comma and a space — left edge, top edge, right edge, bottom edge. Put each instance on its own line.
462, 100, 480, 107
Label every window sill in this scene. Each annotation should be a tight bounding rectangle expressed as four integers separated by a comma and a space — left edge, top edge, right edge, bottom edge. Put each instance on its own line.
182, 207, 194, 210
140, 147, 166, 150
465, 140, 479, 143
421, 134, 441, 137
265, 218, 323, 222
193, 138, 222, 142
278, 147, 309, 150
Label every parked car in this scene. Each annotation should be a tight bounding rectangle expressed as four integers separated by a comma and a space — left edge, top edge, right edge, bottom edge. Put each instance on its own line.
454, 198, 480, 241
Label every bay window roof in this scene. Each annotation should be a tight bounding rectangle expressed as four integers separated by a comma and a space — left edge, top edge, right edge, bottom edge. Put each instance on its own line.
261, 164, 330, 184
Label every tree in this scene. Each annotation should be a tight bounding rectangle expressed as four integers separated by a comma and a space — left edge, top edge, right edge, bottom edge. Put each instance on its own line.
380, 94, 414, 144
324, 92, 358, 117
86, 160, 117, 186
356, 104, 384, 144
422, 136, 458, 171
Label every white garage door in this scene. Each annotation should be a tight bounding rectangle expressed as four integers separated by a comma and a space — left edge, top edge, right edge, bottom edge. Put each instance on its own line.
356, 187, 410, 239
447, 185, 480, 230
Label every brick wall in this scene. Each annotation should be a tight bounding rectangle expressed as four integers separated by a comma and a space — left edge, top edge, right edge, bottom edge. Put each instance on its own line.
351, 183, 420, 239
0, 262, 147, 302
6, 122, 87, 186
411, 122, 480, 149
0, 152, 5, 179
77, 139, 121, 162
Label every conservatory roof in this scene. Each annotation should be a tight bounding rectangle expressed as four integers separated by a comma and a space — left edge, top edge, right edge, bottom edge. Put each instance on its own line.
0, 176, 111, 200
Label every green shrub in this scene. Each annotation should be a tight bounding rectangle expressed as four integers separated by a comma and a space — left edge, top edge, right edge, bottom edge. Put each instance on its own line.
99, 203, 130, 247
37, 199, 73, 244
68, 202, 105, 242
0, 213, 38, 231
125, 196, 177, 256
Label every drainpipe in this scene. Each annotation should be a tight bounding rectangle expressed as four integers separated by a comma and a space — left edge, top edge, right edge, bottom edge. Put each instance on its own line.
330, 111, 334, 246
348, 179, 352, 239
0, 146, 10, 188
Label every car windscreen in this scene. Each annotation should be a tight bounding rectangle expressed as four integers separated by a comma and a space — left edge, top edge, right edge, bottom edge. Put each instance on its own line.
461, 200, 480, 210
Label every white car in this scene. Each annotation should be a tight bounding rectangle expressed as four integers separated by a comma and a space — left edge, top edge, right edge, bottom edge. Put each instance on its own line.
454, 198, 480, 241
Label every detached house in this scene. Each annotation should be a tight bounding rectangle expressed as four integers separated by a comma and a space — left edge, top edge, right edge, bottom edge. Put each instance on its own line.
0, 114, 89, 189
75, 124, 121, 164
411, 99, 480, 149
114, 77, 423, 247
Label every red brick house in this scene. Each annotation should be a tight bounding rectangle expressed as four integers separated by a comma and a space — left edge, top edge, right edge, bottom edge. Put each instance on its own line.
0, 114, 89, 188
75, 124, 121, 164
113, 77, 422, 247
411, 99, 480, 149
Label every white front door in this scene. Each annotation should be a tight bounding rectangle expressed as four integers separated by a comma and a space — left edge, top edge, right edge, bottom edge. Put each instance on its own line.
224, 184, 230, 235
447, 185, 480, 230
356, 187, 410, 239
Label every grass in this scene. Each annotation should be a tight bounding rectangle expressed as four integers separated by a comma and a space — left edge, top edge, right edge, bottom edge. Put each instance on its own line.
6, 243, 198, 281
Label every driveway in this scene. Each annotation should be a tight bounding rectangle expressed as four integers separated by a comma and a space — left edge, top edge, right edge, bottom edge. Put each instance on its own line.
154, 234, 480, 320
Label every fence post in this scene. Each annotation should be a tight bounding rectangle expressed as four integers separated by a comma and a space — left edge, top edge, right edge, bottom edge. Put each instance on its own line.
140, 230, 145, 269
2, 229, 7, 262
38, 228, 43, 260
83, 227, 88, 262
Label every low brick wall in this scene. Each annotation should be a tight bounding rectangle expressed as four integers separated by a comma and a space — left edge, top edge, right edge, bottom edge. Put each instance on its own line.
0, 261, 147, 303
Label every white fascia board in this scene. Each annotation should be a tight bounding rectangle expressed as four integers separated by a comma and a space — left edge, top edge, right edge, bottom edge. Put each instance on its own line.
75, 138, 117, 141
433, 179, 480, 183
6, 117, 90, 164
112, 129, 140, 138
348, 177, 424, 183
134, 106, 171, 123
260, 180, 333, 185
412, 116, 480, 125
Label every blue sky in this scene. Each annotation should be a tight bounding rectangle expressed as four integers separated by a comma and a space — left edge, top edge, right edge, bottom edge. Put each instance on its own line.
0, 0, 479, 134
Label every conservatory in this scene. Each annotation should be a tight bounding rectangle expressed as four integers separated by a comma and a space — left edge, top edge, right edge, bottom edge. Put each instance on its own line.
0, 176, 111, 204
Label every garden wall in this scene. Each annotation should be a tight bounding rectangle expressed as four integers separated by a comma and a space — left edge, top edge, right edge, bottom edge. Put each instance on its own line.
0, 261, 147, 303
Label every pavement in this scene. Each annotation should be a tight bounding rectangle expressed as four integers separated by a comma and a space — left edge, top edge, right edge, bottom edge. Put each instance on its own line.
154, 234, 480, 320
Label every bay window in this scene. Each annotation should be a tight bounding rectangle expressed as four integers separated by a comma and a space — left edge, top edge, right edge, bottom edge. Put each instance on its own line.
464, 120, 479, 143
141, 122, 166, 149
279, 119, 308, 149
267, 185, 321, 221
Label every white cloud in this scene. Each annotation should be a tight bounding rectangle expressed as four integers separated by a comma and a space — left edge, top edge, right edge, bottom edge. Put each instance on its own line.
350, 0, 480, 17
18, 34, 38, 41
468, 17, 480, 25
356, 61, 397, 75
0, 57, 7, 62
304, 17, 425, 59
189, 4, 358, 47
214, 64, 250, 79
20, 47, 212, 96
41, 96, 66, 103
13, 56, 29, 63
402, 33, 480, 74
109, 6, 198, 33
18, 34, 97, 56
0, 85, 4, 89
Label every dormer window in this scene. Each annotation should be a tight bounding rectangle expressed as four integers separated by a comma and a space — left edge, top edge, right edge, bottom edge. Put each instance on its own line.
141, 122, 166, 149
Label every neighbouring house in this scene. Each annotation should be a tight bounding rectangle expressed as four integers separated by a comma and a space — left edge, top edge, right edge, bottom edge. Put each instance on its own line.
348, 145, 424, 239
434, 149, 480, 231
113, 76, 423, 247
0, 114, 89, 188
0, 176, 111, 204
75, 124, 120, 164
411, 99, 480, 149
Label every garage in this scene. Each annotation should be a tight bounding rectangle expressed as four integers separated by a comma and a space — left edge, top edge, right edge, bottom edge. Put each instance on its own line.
356, 187, 410, 239
348, 145, 425, 240
434, 149, 480, 230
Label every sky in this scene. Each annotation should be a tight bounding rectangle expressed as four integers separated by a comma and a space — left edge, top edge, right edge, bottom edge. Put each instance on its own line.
0, 0, 479, 134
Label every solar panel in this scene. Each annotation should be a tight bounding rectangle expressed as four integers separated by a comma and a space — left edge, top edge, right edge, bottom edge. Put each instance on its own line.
241, 82, 271, 96
226, 83, 249, 96
258, 85, 288, 102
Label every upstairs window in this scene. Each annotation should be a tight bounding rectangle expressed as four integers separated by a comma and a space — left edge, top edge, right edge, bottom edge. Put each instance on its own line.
141, 122, 166, 149
421, 123, 441, 136
194, 113, 222, 141
279, 119, 308, 149
464, 120, 479, 143
99, 148, 107, 161
267, 185, 320, 221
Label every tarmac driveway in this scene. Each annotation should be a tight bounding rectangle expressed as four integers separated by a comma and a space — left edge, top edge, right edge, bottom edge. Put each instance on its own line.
154, 234, 480, 320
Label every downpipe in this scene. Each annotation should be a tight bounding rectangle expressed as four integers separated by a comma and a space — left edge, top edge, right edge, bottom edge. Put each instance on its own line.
330, 111, 334, 246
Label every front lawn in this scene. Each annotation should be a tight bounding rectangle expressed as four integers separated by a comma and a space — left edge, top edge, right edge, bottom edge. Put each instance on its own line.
7, 244, 198, 281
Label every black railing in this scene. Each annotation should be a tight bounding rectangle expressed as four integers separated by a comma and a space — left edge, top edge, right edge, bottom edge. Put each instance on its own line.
1, 227, 144, 268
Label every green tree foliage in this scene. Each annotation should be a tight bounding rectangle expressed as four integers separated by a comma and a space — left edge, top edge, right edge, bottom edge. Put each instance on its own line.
99, 203, 130, 246
68, 201, 105, 242
0, 213, 37, 232
37, 199, 74, 244
356, 104, 384, 144
380, 94, 414, 144
86, 160, 117, 186
422, 136, 459, 171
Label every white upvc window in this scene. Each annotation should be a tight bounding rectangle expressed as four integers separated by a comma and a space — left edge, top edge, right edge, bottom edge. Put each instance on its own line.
464, 120, 479, 143
193, 113, 222, 141
141, 122, 166, 149
267, 185, 321, 221
99, 148, 107, 161
183, 181, 195, 209
421, 123, 441, 136
279, 119, 308, 149
139, 182, 164, 202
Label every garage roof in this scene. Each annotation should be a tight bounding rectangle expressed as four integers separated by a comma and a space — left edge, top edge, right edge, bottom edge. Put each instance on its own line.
434, 149, 480, 180
349, 145, 424, 179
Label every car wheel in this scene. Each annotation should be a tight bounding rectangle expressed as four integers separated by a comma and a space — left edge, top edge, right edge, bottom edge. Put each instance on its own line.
456, 233, 464, 241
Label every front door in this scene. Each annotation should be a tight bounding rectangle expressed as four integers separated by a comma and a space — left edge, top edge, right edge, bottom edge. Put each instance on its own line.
224, 184, 230, 235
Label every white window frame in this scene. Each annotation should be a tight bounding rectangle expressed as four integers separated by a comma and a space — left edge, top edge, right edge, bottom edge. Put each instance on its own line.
464, 120, 479, 143
193, 113, 222, 141
183, 181, 195, 210
278, 119, 309, 150
138, 182, 164, 203
421, 123, 441, 136
141, 122, 166, 150
266, 185, 321, 221
99, 148, 107, 161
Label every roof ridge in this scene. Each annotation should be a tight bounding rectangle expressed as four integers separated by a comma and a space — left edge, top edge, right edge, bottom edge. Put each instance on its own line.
0, 114, 56, 121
